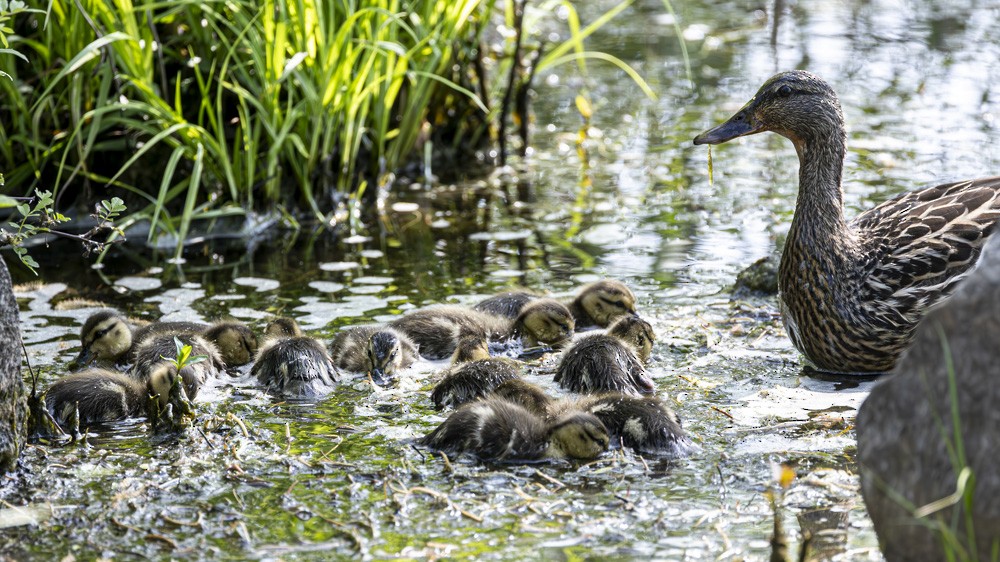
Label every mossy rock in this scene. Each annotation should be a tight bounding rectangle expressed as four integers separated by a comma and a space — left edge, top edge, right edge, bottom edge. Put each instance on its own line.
732, 253, 780, 297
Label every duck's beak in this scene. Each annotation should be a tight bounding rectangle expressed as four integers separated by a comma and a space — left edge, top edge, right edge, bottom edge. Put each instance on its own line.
369, 367, 396, 388
71, 347, 93, 370
693, 102, 763, 145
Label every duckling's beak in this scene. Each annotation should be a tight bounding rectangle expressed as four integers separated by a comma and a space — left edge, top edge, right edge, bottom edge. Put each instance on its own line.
71, 347, 93, 369
369, 367, 396, 388
693, 102, 764, 145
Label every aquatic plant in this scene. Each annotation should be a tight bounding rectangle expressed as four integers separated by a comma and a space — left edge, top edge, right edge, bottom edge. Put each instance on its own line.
0, 0, 657, 257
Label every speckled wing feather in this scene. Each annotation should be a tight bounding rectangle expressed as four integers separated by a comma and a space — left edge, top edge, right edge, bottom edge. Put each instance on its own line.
852, 176, 1000, 329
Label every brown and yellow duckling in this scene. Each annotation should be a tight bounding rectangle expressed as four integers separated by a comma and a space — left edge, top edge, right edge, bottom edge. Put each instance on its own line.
577, 394, 692, 456
568, 279, 639, 329
130, 333, 224, 400
251, 318, 339, 397
694, 70, 1000, 374
554, 316, 656, 396
389, 299, 574, 360
473, 289, 542, 319
203, 321, 258, 367
44, 364, 179, 429
430, 337, 522, 410
420, 398, 610, 462
74, 309, 221, 367
329, 325, 418, 386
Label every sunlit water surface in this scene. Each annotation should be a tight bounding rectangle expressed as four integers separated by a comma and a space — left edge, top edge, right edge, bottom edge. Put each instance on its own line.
4, 0, 1000, 559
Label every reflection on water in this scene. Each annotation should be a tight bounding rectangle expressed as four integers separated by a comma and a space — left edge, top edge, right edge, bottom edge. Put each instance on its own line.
5, 0, 1000, 559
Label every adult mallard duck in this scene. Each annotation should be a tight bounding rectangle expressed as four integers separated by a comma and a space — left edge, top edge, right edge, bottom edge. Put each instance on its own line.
694, 70, 1000, 374
329, 325, 418, 386
420, 398, 610, 462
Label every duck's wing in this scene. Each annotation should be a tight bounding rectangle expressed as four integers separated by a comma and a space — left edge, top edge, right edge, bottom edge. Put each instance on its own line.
852, 176, 1000, 325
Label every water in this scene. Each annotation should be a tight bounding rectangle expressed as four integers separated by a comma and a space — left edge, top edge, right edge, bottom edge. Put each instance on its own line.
5, 0, 1000, 559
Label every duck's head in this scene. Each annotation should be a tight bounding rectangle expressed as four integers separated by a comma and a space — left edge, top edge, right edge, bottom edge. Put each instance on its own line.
367, 329, 411, 387
74, 310, 132, 367
147, 362, 200, 408
204, 321, 258, 367
450, 333, 491, 364
575, 280, 638, 327
516, 299, 575, 347
547, 411, 610, 460
693, 70, 844, 151
265, 317, 302, 339
607, 316, 656, 363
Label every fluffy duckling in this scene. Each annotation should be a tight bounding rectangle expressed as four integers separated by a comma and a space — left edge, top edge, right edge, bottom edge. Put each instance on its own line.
420, 398, 610, 462
605, 315, 656, 363
554, 316, 656, 396
44, 367, 173, 429
568, 279, 638, 329
252, 318, 339, 397
131, 333, 224, 400
203, 321, 258, 367
473, 289, 541, 319
389, 299, 574, 360
74, 309, 210, 367
578, 394, 691, 456
488, 378, 554, 417
329, 325, 418, 386
430, 337, 522, 410
73, 310, 134, 366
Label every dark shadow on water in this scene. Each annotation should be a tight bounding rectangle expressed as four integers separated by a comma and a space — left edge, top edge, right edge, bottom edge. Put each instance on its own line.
800, 365, 884, 390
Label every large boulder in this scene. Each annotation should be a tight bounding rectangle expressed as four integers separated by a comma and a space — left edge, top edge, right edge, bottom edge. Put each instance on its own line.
0, 255, 24, 472
857, 234, 1000, 560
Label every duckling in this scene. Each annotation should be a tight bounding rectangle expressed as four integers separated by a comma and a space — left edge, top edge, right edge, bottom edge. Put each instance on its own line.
568, 279, 638, 329
44, 367, 173, 429
578, 394, 691, 456
488, 378, 554, 417
605, 315, 656, 363
473, 289, 541, 319
554, 316, 656, 396
73, 310, 209, 367
419, 398, 610, 462
73, 310, 133, 366
130, 333, 224, 400
203, 321, 258, 367
389, 299, 575, 361
329, 325, 418, 386
430, 337, 522, 410
252, 317, 339, 397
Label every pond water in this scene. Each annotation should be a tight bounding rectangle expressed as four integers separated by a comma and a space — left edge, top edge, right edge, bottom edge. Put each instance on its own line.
4, 0, 1000, 559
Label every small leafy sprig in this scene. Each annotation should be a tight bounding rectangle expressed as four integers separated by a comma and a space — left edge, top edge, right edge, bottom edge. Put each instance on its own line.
0, 187, 127, 274
164, 336, 208, 370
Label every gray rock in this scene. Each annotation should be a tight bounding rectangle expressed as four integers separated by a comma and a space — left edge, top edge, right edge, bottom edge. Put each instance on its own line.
857, 234, 1000, 561
0, 255, 24, 472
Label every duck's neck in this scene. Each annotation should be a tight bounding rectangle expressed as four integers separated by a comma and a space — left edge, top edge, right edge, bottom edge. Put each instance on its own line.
787, 125, 851, 249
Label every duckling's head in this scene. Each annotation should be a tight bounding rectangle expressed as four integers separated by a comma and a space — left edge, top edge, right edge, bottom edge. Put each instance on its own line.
607, 316, 656, 363
575, 280, 638, 327
367, 330, 410, 386
547, 411, 610, 460
693, 70, 843, 150
204, 321, 258, 366
515, 299, 575, 347
74, 310, 132, 367
265, 317, 302, 339
147, 362, 198, 419
450, 333, 491, 364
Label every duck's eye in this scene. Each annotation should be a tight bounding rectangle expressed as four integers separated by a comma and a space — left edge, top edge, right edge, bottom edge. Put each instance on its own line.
777, 85, 792, 97
733, 112, 745, 122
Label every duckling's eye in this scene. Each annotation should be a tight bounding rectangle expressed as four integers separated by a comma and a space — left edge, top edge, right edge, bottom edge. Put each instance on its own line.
777, 84, 792, 97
